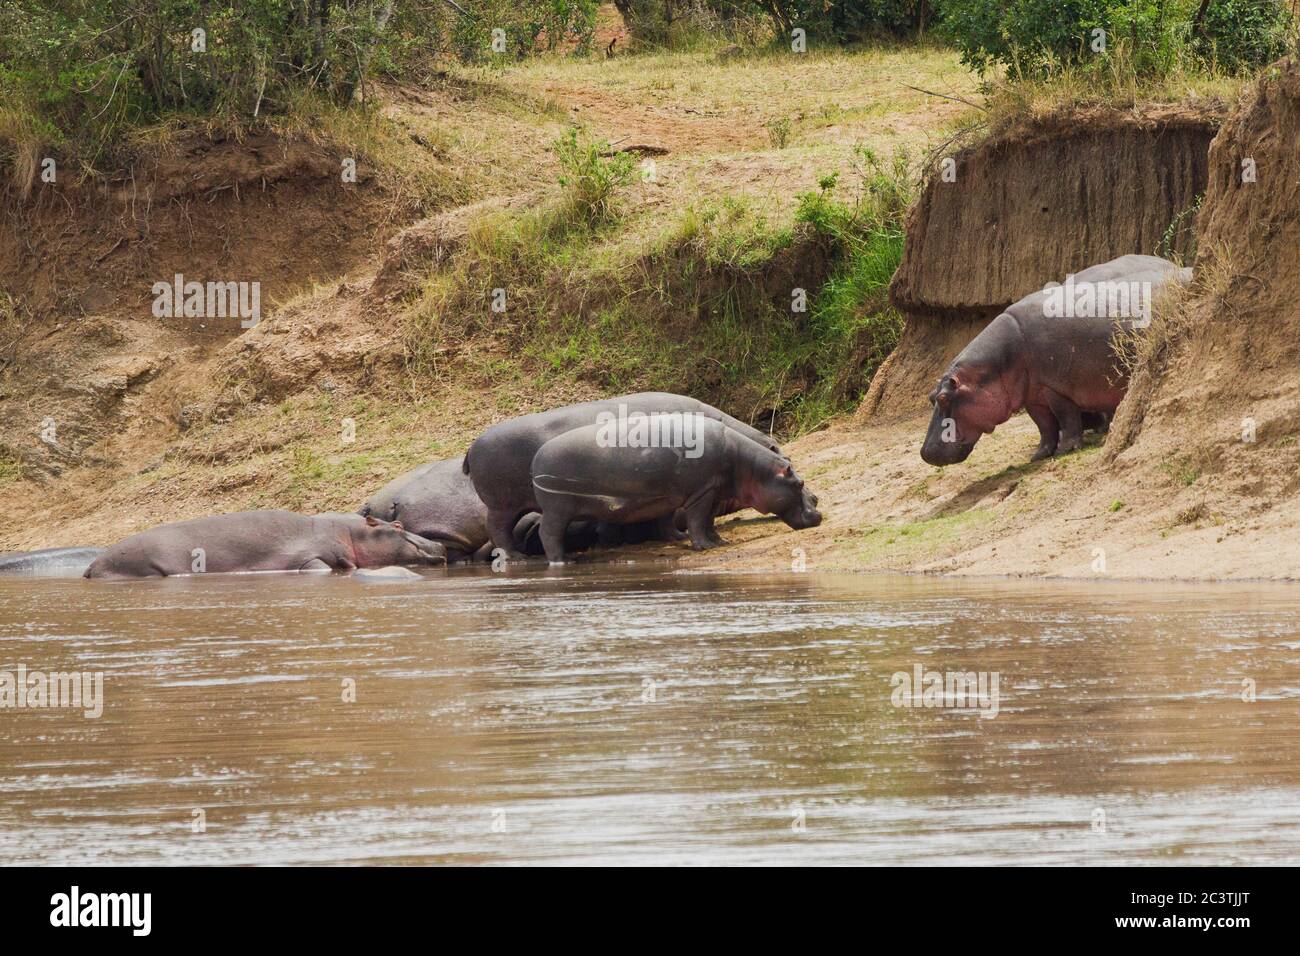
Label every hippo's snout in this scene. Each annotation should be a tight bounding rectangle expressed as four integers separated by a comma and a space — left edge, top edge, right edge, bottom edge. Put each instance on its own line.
781, 495, 822, 530
920, 436, 977, 467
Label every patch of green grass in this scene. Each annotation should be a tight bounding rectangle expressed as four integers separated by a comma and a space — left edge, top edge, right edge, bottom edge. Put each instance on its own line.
1161, 456, 1201, 487
1109, 499, 1125, 512
404, 143, 913, 441
856, 509, 996, 565
0, 448, 21, 485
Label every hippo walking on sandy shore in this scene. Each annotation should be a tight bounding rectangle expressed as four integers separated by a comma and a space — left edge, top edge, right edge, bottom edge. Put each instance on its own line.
465, 392, 781, 557
85, 511, 445, 579
530, 417, 820, 564
921, 254, 1191, 466
0, 547, 105, 577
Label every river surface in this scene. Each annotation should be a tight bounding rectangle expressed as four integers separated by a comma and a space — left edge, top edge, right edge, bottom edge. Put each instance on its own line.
1, 564, 1299, 865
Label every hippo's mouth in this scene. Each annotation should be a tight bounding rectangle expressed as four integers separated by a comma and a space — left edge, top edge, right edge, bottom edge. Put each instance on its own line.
921, 437, 977, 466
781, 504, 823, 530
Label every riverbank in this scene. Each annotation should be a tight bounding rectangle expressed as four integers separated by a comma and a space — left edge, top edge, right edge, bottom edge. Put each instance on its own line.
1, 11, 1296, 583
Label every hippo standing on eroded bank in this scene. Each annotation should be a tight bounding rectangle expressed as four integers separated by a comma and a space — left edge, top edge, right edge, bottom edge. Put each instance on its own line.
921, 254, 1191, 466
0, 547, 105, 578
530, 417, 820, 564
464, 392, 781, 557
85, 511, 445, 579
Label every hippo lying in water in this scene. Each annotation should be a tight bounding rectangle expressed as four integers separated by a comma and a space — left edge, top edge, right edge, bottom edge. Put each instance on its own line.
530, 418, 821, 564
358, 457, 600, 560
465, 392, 781, 557
0, 547, 105, 577
85, 510, 445, 579
921, 254, 1191, 466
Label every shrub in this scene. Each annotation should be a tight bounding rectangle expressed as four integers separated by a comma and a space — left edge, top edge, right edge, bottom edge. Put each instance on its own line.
944, 0, 1292, 77
552, 127, 637, 225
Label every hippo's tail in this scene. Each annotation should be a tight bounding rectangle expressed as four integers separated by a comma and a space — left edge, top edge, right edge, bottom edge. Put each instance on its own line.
461, 450, 471, 475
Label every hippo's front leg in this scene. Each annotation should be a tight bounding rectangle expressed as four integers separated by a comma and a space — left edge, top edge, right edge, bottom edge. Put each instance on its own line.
1045, 390, 1085, 455
1025, 404, 1060, 461
683, 495, 723, 550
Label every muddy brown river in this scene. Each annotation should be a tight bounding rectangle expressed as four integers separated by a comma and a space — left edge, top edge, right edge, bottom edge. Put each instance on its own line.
1, 565, 1298, 865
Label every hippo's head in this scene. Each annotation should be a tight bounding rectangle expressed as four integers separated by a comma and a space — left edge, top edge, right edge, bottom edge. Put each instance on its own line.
921, 368, 1011, 466
357, 515, 447, 567
753, 463, 822, 530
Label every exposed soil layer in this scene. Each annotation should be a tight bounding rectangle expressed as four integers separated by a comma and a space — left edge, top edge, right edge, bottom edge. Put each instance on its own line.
889, 107, 1222, 320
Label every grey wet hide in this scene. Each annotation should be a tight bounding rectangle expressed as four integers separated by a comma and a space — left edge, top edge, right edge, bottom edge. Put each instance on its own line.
530, 418, 820, 563
0, 547, 105, 577
85, 511, 446, 579
360, 458, 602, 560
921, 254, 1190, 466
464, 392, 781, 557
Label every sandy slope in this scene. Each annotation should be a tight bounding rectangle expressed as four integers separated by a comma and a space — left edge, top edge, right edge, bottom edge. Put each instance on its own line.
675, 410, 1300, 581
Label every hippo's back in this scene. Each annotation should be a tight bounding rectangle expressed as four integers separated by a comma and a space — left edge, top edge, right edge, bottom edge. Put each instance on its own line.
86, 510, 317, 578
531, 417, 728, 504
467, 393, 774, 512
0, 547, 105, 577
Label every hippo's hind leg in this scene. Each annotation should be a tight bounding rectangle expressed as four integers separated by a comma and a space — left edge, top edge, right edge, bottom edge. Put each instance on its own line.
486, 507, 528, 560
1082, 411, 1111, 435
538, 508, 574, 564
1045, 390, 1084, 455
1025, 404, 1060, 461
655, 513, 688, 543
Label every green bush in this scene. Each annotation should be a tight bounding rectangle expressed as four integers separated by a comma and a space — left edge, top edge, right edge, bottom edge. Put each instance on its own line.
553, 127, 636, 225
0, 0, 599, 170
1194, 0, 1293, 73
616, 0, 942, 47
944, 0, 1292, 77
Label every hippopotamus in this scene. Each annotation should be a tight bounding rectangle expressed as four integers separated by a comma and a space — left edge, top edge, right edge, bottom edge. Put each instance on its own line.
465, 392, 781, 556
360, 458, 497, 562
530, 418, 821, 563
921, 254, 1191, 466
0, 547, 105, 577
85, 511, 445, 579
358, 457, 600, 560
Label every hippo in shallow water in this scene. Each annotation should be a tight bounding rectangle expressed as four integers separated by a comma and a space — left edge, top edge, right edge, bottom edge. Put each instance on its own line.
85, 511, 445, 579
360, 458, 497, 562
530, 418, 820, 564
0, 547, 105, 577
465, 392, 781, 557
921, 254, 1191, 466
358, 457, 600, 560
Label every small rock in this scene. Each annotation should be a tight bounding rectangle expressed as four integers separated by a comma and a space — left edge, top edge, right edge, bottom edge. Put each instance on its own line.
354, 565, 423, 581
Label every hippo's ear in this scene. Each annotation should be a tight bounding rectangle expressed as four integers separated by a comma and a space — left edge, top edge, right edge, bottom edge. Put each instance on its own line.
392, 520, 405, 532
364, 515, 381, 528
